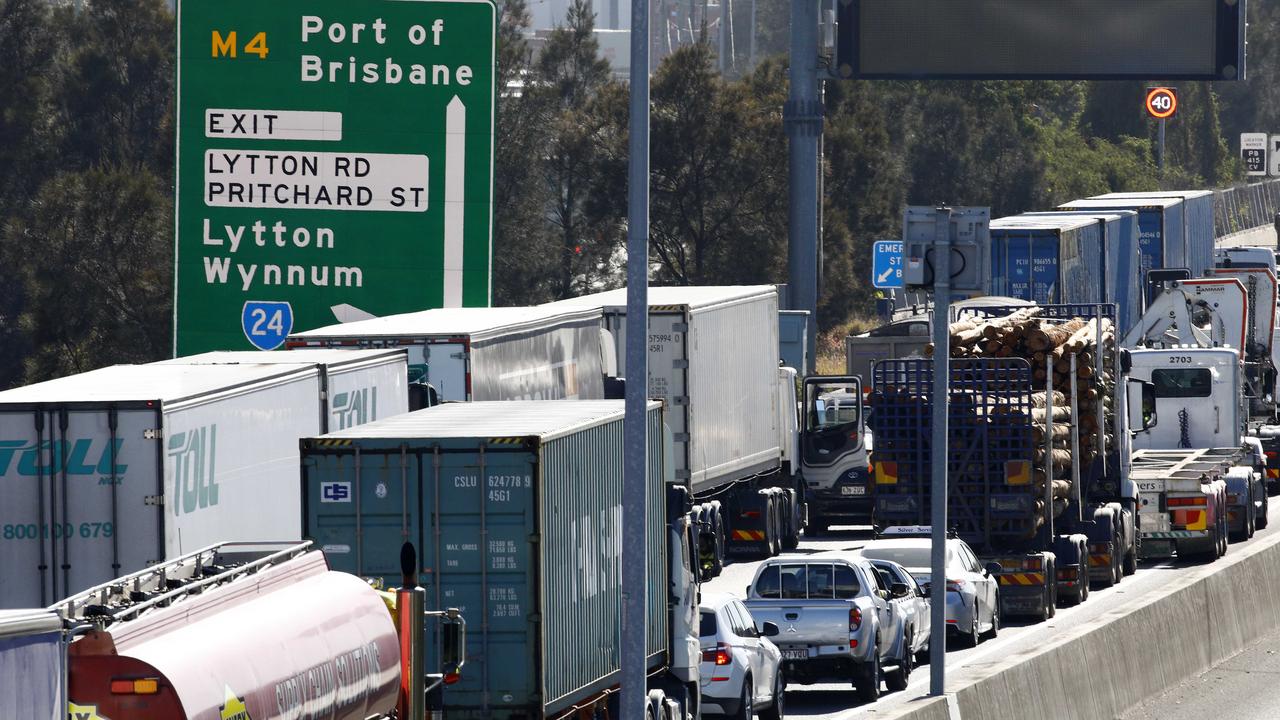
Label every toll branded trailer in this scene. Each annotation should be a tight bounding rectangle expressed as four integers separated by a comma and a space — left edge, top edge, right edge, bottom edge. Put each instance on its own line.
987, 215, 1104, 305
302, 401, 692, 719
287, 305, 608, 402
0, 363, 338, 608
543, 286, 804, 558
157, 348, 409, 432
1019, 210, 1142, 336
0, 609, 64, 720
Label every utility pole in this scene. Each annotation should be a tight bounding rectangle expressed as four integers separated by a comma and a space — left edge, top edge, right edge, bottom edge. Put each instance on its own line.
621, 0, 650, 715
928, 207, 952, 698
786, 0, 821, 373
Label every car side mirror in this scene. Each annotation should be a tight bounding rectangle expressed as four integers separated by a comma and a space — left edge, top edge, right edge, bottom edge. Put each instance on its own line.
891, 582, 910, 599
745, 586, 752, 597
761, 621, 780, 638
984, 562, 1003, 577
920, 585, 930, 598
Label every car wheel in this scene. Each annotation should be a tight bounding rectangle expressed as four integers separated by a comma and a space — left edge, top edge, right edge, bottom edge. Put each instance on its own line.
734, 675, 752, 720
886, 632, 911, 692
855, 651, 880, 703
959, 604, 980, 648
984, 596, 999, 639
915, 637, 931, 666
759, 671, 785, 720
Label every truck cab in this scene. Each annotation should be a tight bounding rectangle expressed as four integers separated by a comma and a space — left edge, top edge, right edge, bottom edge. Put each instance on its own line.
800, 377, 870, 533
1128, 348, 1243, 451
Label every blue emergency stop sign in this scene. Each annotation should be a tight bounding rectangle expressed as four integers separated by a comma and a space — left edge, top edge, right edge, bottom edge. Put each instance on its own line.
872, 241, 904, 289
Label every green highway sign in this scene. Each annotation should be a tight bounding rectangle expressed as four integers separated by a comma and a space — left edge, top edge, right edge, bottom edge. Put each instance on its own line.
174, 0, 496, 353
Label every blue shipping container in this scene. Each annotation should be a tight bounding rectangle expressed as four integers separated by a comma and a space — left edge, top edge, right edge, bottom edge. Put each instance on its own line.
988, 215, 1103, 306
1095, 191, 1215, 278
302, 400, 669, 719
1059, 197, 1187, 293
1022, 210, 1141, 336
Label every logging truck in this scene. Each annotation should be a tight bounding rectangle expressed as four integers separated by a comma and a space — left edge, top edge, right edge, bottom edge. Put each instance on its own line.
870, 303, 1134, 619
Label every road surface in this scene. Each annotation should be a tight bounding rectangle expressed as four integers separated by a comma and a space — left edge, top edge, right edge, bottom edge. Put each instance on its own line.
703, 501, 1280, 719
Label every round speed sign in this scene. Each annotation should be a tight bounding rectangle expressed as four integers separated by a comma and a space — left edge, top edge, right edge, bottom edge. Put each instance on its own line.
1146, 87, 1178, 119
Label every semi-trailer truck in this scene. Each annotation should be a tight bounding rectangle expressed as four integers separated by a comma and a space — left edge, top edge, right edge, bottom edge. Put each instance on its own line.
543, 285, 866, 563
871, 304, 1136, 618
53, 540, 464, 719
0, 354, 405, 609
287, 305, 610, 402
301, 400, 701, 719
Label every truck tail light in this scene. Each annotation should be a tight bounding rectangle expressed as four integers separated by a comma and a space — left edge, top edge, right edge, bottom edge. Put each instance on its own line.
1168, 497, 1208, 507
701, 643, 733, 666
110, 678, 160, 695
1267, 451, 1278, 460
849, 608, 862, 632
1022, 557, 1043, 571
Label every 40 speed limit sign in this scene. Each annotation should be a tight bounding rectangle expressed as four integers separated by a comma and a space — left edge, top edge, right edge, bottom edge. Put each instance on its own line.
1145, 87, 1178, 119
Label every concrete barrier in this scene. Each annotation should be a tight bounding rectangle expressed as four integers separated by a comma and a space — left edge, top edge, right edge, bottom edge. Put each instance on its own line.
876, 529, 1280, 720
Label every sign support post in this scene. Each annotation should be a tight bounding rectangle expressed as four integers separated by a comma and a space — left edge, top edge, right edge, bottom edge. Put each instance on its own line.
622, 0, 650, 715
928, 207, 952, 698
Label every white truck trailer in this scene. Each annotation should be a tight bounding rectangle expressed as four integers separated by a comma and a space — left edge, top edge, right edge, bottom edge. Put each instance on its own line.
158, 348, 409, 432
542, 286, 821, 571
0, 353, 406, 608
286, 305, 610, 403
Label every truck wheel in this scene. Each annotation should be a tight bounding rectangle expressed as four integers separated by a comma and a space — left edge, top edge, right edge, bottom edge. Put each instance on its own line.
855, 653, 880, 703
713, 511, 727, 574
1259, 493, 1270, 529
1123, 546, 1138, 576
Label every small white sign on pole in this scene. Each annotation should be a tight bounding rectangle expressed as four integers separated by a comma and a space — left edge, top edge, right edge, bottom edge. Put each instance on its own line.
1241, 133, 1267, 176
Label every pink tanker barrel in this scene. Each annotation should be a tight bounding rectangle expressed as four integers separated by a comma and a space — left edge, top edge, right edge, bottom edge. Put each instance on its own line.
65, 544, 401, 720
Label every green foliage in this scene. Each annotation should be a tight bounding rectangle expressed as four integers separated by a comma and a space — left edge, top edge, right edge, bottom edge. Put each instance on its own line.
0, 0, 174, 386
8, 168, 172, 380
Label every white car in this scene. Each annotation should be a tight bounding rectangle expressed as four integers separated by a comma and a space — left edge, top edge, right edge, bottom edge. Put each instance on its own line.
699, 593, 785, 719
859, 533, 1000, 648
868, 558, 932, 664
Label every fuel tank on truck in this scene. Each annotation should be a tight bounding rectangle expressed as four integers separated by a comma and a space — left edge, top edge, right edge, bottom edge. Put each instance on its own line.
59, 541, 400, 720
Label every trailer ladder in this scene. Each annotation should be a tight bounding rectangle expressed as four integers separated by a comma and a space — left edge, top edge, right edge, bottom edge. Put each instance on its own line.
52, 540, 313, 626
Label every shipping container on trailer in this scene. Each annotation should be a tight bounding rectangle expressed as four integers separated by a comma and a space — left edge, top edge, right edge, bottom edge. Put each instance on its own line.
1019, 210, 1142, 335
779, 309, 811, 374
286, 306, 608, 402
1058, 197, 1187, 304
58, 542, 401, 720
1094, 190, 1215, 279
0, 609, 64, 720
158, 348, 409, 433
988, 215, 1104, 305
302, 401, 670, 719
0, 360, 383, 608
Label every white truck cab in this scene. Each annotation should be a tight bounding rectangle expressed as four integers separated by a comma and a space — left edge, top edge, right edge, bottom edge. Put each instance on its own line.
1128, 348, 1243, 450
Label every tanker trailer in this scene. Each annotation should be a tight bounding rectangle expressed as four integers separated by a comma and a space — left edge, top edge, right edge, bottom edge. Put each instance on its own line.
56, 540, 463, 719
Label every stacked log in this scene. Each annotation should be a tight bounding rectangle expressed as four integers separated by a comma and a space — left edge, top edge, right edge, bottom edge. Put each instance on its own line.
925, 312, 1117, 520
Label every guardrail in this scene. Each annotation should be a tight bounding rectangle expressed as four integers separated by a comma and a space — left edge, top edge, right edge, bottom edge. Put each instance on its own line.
1214, 178, 1280, 237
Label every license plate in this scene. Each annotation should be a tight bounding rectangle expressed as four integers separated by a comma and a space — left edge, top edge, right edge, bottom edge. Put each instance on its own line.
841, 486, 866, 496
781, 649, 808, 660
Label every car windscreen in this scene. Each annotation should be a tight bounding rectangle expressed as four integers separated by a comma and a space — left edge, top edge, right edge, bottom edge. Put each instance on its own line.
699, 610, 718, 638
860, 545, 952, 569
753, 563, 860, 599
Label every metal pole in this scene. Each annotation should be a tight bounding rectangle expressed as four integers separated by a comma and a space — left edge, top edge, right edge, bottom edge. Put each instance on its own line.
1158, 118, 1166, 173
610, 0, 620, 29
786, 0, 822, 374
929, 207, 952, 697
748, 0, 757, 69
622, 0, 651, 713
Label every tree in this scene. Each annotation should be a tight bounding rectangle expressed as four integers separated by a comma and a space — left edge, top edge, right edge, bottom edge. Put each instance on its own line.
530, 0, 621, 298
648, 43, 788, 286
10, 169, 172, 381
